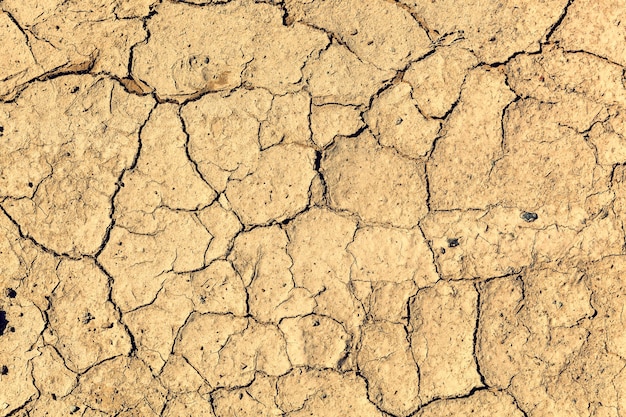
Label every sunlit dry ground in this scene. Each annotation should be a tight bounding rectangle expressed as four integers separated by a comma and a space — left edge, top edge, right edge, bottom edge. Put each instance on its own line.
1, 0, 626, 416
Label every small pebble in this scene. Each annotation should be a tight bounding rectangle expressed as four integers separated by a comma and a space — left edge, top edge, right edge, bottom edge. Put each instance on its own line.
447, 238, 459, 248
521, 211, 538, 222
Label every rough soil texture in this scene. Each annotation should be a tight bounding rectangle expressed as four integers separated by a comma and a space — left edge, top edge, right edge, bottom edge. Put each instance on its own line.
1, 0, 626, 416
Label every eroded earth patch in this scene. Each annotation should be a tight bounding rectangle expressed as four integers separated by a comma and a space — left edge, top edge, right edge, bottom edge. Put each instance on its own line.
1, 0, 626, 416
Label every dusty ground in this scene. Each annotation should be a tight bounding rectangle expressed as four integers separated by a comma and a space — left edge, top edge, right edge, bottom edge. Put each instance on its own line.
1, 0, 626, 416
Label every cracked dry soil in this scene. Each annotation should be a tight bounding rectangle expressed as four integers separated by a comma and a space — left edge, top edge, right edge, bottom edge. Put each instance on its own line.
1, 0, 626, 416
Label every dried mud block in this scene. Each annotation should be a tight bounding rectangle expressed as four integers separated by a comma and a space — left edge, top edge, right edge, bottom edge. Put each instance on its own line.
183, 90, 316, 218
366, 82, 441, 159
586, 258, 626, 359
0, 11, 64, 99
304, 43, 395, 106
286, 208, 365, 335
162, 392, 215, 417
286, 208, 355, 291
31, 346, 77, 397
421, 207, 536, 280
0, 212, 59, 313
225, 144, 316, 226
159, 355, 207, 394
279, 314, 349, 368
74, 357, 166, 415
399, 0, 568, 63
286, 0, 431, 70
197, 202, 242, 264
133, 1, 328, 100
25, 393, 88, 417
187, 260, 247, 316
352, 280, 417, 324
323, 132, 428, 227
506, 46, 626, 109
47, 259, 131, 373
310, 104, 364, 148
176, 313, 290, 389
99, 208, 212, 312
212, 374, 282, 417
404, 46, 478, 118
410, 280, 482, 402
259, 91, 312, 149
553, 0, 626, 67
588, 111, 626, 166
113, 0, 156, 19
182, 89, 273, 192
0, 2, 146, 98
427, 68, 515, 210
489, 99, 600, 226
349, 226, 438, 287
521, 267, 594, 328
478, 266, 600, 415
476, 276, 532, 389
415, 390, 524, 417
0, 75, 154, 256
0, 294, 43, 416
114, 104, 216, 225
124, 286, 194, 372
230, 226, 315, 323
276, 369, 384, 417
357, 322, 421, 416
348, 226, 438, 322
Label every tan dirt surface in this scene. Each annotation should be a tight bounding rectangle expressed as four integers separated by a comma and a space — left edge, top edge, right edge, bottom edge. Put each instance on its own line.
1, 1, 626, 416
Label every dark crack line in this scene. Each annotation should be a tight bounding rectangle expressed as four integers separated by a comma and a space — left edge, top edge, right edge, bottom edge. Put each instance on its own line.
93, 102, 157, 259
473, 282, 488, 388
543, 0, 574, 43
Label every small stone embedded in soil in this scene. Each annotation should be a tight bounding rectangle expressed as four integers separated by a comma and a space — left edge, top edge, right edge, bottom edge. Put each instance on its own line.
0, 311, 7, 335
447, 237, 459, 247
422, 207, 536, 279
521, 211, 538, 222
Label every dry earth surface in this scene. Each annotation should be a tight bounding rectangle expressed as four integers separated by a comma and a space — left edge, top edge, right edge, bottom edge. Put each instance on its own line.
1, 0, 626, 416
